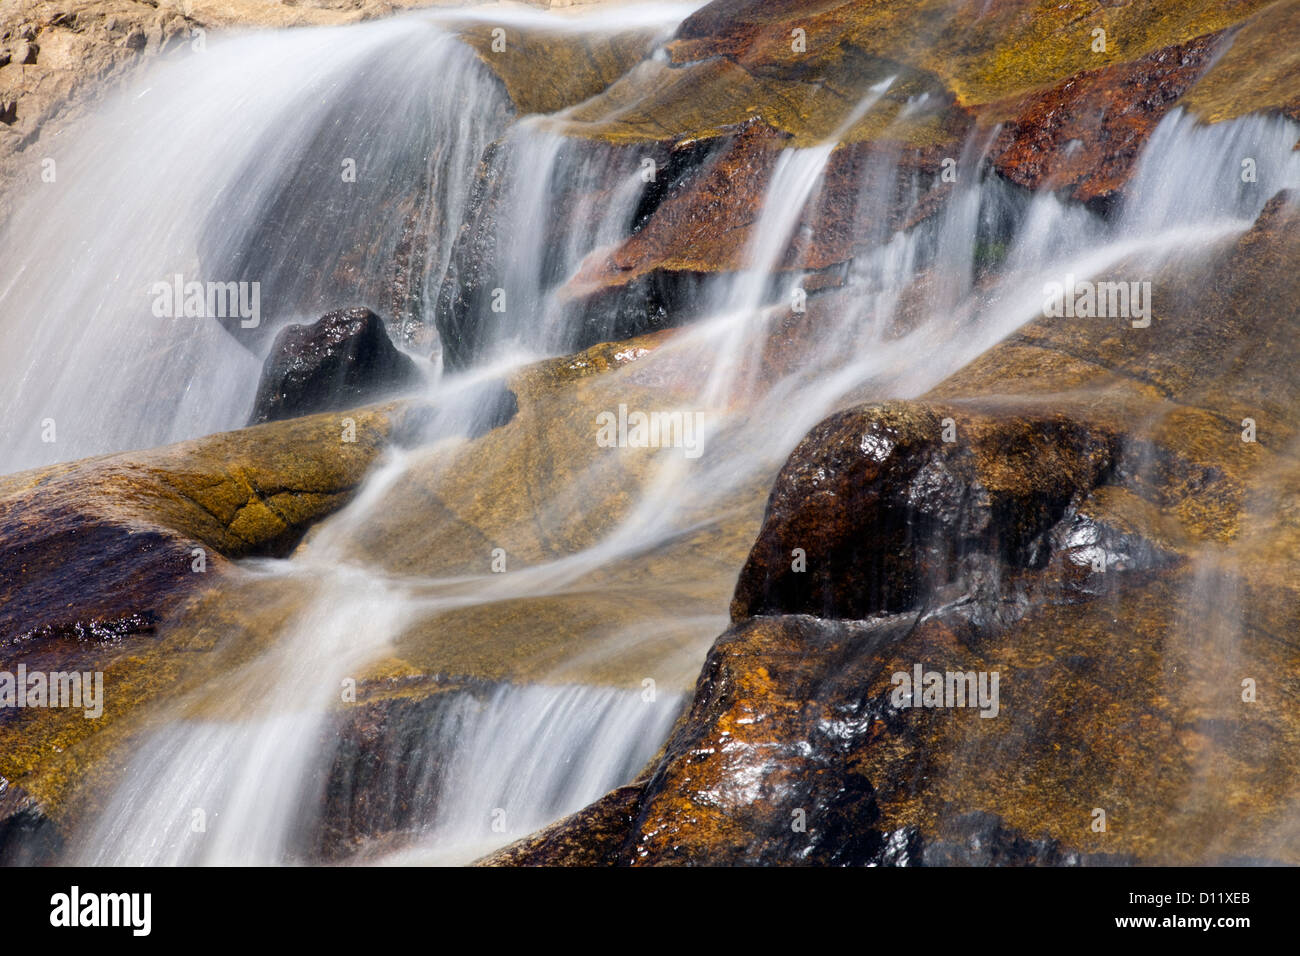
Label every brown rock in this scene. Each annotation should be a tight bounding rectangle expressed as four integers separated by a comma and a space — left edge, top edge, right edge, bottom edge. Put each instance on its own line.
0, 402, 405, 827
986, 33, 1227, 210
490, 190, 1300, 867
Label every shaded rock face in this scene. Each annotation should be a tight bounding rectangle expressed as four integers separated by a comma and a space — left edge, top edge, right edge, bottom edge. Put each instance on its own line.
198, 36, 514, 354
433, 136, 705, 369
0, 781, 62, 866
249, 308, 423, 425
305, 685, 484, 862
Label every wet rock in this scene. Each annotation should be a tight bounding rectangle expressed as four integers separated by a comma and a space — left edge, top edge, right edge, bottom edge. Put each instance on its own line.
283, 329, 762, 691
0, 402, 404, 823
532, 1, 1298, 338
248, 308, 423, 425
490, 191, 1300, 867
987, 33, 1226, 210
731, 401, 1118, 621
919, 811, 1132, 866
1184, 0, 1300, 124
478, 783, 647, 866
452, 18, 662, 116
199, 50, 513, 355
0, 780, 61, 865
434, 138, 692, 369
564, 120, 950, 297
307, 680, 491, 862
499, 564, 1300, 865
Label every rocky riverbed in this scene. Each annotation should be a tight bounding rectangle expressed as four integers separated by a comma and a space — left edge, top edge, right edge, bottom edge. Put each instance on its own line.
2, 0, 1299, 866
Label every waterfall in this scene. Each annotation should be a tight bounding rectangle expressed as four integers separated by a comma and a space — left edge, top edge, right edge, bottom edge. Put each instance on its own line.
7, 1, 1298, 867
356, 683, 682, 866
0, 15, 510, 474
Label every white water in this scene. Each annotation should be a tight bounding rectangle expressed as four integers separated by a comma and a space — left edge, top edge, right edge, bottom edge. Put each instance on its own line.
375, 683, 681, 865
0, 15, 510, 472
4, 3, 1296, 865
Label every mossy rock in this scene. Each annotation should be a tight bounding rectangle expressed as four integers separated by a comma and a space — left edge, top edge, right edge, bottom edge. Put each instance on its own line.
0, 402, 404, 830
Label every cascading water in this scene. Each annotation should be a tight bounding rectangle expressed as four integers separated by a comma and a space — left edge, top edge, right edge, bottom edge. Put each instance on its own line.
0, 14, 510, 473
7, 1, 1298, 867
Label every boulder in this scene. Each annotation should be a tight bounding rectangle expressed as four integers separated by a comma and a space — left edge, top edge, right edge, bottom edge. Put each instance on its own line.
248, 308, 423, 425
0, 402, 405, 834
731, 401, 1119, 622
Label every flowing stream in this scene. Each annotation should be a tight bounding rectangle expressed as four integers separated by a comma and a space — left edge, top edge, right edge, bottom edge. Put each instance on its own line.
1, 3, 1297, 865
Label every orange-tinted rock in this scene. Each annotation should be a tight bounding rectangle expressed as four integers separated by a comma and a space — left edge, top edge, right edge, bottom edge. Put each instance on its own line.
563, 119, 953, 305
987, 33, 1226, 209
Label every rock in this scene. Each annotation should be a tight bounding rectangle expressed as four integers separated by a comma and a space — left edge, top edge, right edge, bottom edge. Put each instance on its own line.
731, 401, 1118, 622
1183, 0, 1300, 124
986, 33, 1225, 210
248, 308, 423, 425
214, 329, 761, 692
0, 0, 475, 217
0, 780, 61, 865
434, 138, 692, 369
530, 0, 1299, 343
0, 401, 406, 826
562, 119, 948, 297
488, 191, 1300, 866
452, 17, 663, 116
477, 783, 647, 866
307, 680, 491, 861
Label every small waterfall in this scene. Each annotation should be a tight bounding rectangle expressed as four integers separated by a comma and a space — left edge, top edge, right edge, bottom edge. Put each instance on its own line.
354, 684, 682, 866
0, 15, 510, 473
69, 101, 1300, 865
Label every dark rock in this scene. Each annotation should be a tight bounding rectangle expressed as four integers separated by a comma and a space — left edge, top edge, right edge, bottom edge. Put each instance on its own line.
305, 681, 492, 862
249, 308, 422, 425
0, 405, 403, 823
0, 780, 61, 866
478, 784, 647, 867
731, 401, 1118, 622
434, 139, 695, 370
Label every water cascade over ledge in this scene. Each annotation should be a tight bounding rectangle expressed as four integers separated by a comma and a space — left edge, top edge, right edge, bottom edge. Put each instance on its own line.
2, 0, 1300, 868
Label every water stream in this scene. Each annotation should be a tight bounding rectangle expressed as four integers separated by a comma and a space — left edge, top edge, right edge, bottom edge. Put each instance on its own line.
1, 3, 1297, 865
